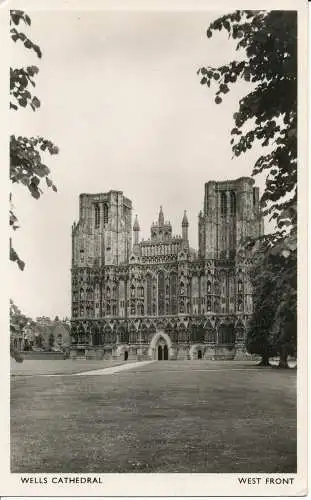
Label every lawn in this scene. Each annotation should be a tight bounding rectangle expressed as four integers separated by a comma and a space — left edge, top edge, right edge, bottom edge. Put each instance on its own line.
10, 361, 296, 473
10, 358, 130, 376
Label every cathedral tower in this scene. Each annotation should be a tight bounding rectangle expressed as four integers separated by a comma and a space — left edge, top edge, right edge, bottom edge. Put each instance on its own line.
199, 177, 264, 259
72, 190, 132, 268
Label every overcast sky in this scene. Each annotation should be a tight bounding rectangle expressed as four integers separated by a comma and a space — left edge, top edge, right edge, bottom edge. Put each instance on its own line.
10, 9, 271, 319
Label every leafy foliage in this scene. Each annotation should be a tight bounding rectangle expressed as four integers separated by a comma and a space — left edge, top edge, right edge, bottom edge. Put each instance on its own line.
10, 10, 59, 270
10, 135, 58, 199
197, 10, 297, 235
246, 237, 296, 365
10, 299, 30, 362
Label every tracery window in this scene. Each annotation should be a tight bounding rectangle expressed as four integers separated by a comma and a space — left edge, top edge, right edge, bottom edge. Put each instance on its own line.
94, 204, 100, 229
103, 203, 108, 224
206, 328, 215, 343
158, 271, 165, 316
220, 192, 227, 216
146, 275, 152, 315
218, 324, 235, 344
230, 191, 236, 215
170, 273, 177, 315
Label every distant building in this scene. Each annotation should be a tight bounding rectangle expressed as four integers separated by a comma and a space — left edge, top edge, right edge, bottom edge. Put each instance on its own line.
34, 318, 71, 351
71, 178, 264, 360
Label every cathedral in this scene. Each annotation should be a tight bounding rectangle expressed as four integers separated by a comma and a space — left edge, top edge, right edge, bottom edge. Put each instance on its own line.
70, 177, 264, 361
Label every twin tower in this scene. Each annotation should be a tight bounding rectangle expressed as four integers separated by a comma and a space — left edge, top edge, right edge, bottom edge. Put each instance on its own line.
71, 177, 263, 268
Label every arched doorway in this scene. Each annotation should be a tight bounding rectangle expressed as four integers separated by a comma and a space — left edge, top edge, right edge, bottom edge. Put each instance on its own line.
198, 349, 202, 360
149, 331, 172, 360
158, 345, 163, 360
163, 345, 168, 360
124, 351, 128, 361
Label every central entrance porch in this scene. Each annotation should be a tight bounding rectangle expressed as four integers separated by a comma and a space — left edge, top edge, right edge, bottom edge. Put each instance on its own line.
149, 331, 172, 361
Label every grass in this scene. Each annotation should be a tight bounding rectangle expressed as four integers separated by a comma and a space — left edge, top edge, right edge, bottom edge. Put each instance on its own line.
11, 361, 296, 473
10, 358, 131, 376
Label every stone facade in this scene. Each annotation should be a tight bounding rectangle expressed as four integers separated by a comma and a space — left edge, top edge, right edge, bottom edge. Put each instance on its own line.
70, 179, 263, 360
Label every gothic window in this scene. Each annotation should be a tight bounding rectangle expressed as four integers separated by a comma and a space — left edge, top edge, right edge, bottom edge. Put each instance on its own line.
112, 305, 116, 316
152, 303, 156, 315
158, 271, 165, 316
192, 276, 199, 295
106, 286, 110, 298
107, 304, 111, 315
119, 280, 125, 300
130, 284, 135, 298
207, 280, 211, 293
206, 328, 216, 343
146, 275, 152, 315
94, 204, 100, 229
103, 203, 108, 224
238, 280, 243, 293
205, 196, 209, 215
170, 273, 177, 315
230, 191, 236, 215
218, 324, 235, 344
200, 276, 206, 297
105, 326, 113, 344
220, 192, 227, 216
129, 327, 137, 344
207, 298, 211, 311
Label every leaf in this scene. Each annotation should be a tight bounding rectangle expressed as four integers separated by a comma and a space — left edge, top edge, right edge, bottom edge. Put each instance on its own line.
46, 177, 52, 187
27, 65, 39, 76
215, 96, 222, 104
24, 39, 32, 49
32, 96, 41, 108
18, 98, 27, 107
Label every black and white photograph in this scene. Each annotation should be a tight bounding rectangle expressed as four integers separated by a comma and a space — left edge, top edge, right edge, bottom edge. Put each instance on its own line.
5, 0, 308, 496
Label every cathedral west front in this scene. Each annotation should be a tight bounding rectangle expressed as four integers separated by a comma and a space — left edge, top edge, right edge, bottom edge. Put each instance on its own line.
70, 177, 264, 361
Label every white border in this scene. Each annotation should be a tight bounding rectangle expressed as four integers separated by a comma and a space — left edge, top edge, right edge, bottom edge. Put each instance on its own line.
1, 0, 308, 496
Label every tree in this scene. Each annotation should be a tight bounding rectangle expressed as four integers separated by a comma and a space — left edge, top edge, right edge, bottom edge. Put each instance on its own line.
48, 332, 55, 350
10, 10, 59, 270
10, 299, 29, 362
246, 239, 297, 367
197, 11, 297, 366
